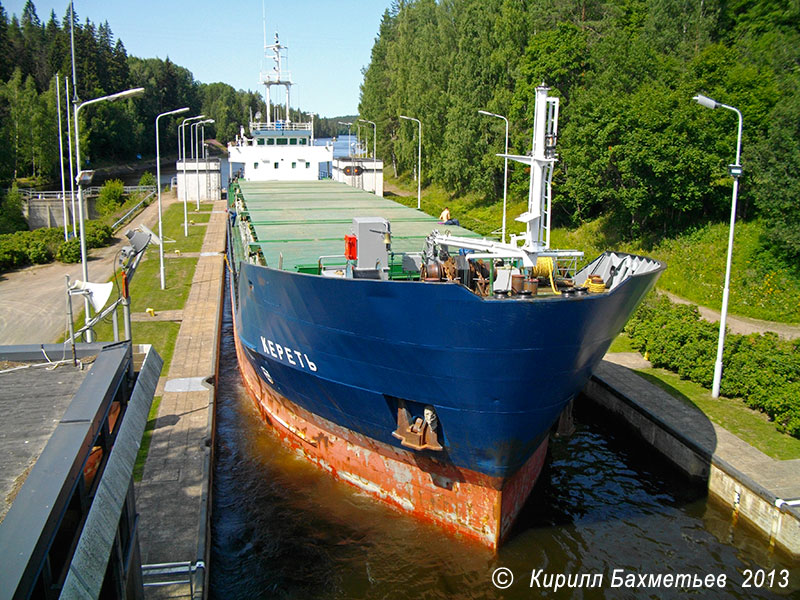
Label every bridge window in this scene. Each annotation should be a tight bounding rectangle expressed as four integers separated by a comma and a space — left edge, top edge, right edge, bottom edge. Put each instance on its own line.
292, 162, 297, 169
256, 138, 265, 146
253, 162, 259, 169
305, 162, 311, 168
289, 138, 297, 145
276, 138, 288, 145
266, 138, 275, 146
299, 138, 307, 146
274, 162, 279, 169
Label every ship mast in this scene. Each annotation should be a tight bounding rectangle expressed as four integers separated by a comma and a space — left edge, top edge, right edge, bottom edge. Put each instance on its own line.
431, 84, 579, 267
260, 30, 292, 125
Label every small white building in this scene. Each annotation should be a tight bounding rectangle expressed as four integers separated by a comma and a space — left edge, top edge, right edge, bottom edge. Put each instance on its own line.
175, 159, 222, 202
332, 157, 384, 196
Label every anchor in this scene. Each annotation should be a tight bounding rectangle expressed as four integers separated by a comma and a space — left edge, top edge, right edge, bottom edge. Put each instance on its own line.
392, 400, 443, 451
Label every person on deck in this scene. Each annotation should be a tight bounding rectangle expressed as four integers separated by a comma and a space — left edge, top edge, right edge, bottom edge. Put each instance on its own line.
439, 207, 460, 227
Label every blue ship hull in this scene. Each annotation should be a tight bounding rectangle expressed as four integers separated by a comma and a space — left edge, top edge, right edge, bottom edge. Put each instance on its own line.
231, 256, 662, 480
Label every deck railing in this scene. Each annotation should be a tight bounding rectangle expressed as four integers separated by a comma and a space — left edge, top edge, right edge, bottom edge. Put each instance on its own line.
250, 121, 312, 132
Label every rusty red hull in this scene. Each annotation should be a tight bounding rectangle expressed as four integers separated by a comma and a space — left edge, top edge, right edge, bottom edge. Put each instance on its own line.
233, 322, 547, 549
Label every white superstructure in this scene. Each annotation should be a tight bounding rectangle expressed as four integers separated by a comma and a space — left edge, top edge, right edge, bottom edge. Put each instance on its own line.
228, 32, 333, 182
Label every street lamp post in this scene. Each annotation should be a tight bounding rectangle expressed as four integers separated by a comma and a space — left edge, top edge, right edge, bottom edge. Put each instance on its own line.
358, 118, 377, 194
693, 93, 743, 399
65, 77, 77, 237
155, 107, 190, 290
479, 109, 509, 243
399, 115, 422, 209
73, 86, 144, 341
55, 73, 68, 241
179, 115, 205, 236
191, 119, 214, 209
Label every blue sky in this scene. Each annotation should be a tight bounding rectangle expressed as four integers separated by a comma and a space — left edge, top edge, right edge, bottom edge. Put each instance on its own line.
4, 1, 390, 117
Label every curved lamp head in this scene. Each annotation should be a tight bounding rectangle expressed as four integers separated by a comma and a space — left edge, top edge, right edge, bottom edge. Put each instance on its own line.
693, 94, 718, 109
111, 87, 144, 101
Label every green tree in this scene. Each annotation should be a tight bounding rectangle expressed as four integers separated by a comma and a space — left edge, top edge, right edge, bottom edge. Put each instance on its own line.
0, 183, 27, 233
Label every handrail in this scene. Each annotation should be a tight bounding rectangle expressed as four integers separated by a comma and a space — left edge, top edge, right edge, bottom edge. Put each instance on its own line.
11, 185, 157, 200
142, 561, 200, 597
112, 190, 156, 230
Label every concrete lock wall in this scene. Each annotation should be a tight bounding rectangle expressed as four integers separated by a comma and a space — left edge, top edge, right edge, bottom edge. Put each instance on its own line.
175, 160, 222, 202
22, 196, 89, 230
583, 375, 800, 559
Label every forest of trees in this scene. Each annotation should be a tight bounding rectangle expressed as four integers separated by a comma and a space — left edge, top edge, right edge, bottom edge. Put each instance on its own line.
0, 1, 272, 189
2, 0, 798, 260
358, 0, 800, 260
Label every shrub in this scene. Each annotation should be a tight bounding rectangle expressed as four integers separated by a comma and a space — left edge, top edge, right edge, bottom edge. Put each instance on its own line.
625, 293, 800, 438
96, 179, 126, 215
56, 237, 81, 263
84, 221, 112, 248
138, 171, 157, 187
27, 240, 52, 264
0, 185, 28, 235
0, 239, 27, 271
0, 222, 114, 273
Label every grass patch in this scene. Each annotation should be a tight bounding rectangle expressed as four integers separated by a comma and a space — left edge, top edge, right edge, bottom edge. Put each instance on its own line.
125, 253, 199, 312
90, 316, 181, 374
134, 395, 162, 482
608, 332, 636, 353
159, 201, 210, 254
633, 367, 800, 460
647, 222, 800, 323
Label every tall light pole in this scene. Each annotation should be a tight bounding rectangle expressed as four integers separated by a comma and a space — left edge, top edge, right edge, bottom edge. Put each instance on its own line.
358, 118, 377, 194
399, 115, 422, 209
74, 86, 145, 341
693, 93, 743, 399
479, 109, 509, 243
55, 73, 68, 241
65, 77, 77, 237
179, 115, 205, 236
156, 107, 189, 290
193, 119, 214, 209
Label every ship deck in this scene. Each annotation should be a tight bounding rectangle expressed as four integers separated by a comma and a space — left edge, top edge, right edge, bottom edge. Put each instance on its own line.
237, 180, 481, 271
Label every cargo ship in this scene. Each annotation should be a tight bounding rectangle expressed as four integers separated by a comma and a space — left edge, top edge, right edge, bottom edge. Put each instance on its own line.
226, 37, 664, 549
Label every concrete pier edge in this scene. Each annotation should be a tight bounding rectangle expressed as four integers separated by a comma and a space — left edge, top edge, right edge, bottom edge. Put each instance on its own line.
585, 363, 800, 559
195, 253, 226, 595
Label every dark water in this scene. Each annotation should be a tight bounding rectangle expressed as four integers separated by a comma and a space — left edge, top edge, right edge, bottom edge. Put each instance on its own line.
210, 281, 799, 599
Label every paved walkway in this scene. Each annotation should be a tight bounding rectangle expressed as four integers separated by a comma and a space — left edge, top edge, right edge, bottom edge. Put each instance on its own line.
663, 291, 800, 340
135, 198, 226, 592
0, 193, 179, 345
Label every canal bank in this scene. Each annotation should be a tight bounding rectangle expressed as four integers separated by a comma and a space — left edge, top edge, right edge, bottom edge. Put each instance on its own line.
585, 359, 800, 559
135, 197, 227, 598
